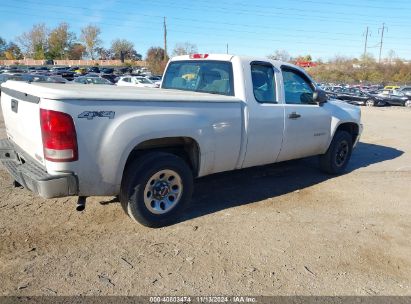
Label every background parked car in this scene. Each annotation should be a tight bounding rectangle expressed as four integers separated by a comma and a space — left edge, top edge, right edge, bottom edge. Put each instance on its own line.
116, 76, 158, 88
101, 68, 114, 74
398, 86, 411, 97
369, 90, 411, 107
87, 66, 100, 74
145, 75, 162, 87
20, 74, 67, 83
73, 76, 113, 85
74, 67, 88, 75
100, 74, 118, 83
384, 85, 400, 90
50, 67, 75, 81
329, 87, 385, 107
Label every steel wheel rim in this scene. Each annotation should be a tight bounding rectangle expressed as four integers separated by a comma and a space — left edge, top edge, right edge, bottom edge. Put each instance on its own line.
335, 140, 349, 167
366, 100, 374, 107
143, 169, 183, 214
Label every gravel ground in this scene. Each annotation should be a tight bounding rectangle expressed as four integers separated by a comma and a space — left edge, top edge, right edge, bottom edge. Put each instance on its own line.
0, 106, 410, 296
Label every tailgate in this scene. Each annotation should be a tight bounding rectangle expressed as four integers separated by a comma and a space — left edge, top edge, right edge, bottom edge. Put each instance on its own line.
0, 84, 44, 166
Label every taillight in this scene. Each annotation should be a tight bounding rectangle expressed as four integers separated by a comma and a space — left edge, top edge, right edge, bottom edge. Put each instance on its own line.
189, 54, 209, 59
40, 109, 78, 162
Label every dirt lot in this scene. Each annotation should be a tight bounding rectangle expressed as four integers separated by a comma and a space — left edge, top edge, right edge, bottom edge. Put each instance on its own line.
0, 106, 410, 296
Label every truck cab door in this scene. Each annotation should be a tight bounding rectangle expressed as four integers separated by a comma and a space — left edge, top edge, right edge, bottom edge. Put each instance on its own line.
241, 62, 285, 168
276, 67, 331, 162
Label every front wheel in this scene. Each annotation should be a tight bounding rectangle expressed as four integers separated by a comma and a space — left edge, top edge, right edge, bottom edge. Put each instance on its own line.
405, 100, 411, 108
120, 152, 193, 227
319, 131, 353, 175
366, 99, 375, 107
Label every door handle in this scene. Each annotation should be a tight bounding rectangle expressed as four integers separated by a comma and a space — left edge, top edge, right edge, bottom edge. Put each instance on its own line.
288, 112, 301, 119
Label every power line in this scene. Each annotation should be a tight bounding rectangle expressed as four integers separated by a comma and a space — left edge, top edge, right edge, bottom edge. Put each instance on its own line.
13, 0, 411, 28
9, 1, 411, 41
125, 1, 411, 27
1, 3, 409, 57
226, 0, 411, 11
168, 0, 411, 17
0, 6, 391, 48
0, 5, 365, 45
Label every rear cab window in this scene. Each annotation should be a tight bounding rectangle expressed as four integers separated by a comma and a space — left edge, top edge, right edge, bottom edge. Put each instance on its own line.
162, 60, 234, 96
251, 62, 277, 103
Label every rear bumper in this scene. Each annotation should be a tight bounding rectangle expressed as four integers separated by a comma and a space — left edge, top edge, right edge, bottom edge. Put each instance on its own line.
0, 139, 78, 198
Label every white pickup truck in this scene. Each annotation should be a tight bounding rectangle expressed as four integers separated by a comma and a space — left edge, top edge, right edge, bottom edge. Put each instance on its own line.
0, 54, 362, 227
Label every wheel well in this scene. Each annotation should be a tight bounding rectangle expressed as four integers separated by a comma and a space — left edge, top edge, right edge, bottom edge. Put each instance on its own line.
336, 122, 359, 143
124, 137, 200, 177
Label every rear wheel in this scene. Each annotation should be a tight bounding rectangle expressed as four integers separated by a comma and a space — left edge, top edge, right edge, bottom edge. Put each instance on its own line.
319, 131, 353, 175
120, 152, 193, 227
366, 99, 375, 107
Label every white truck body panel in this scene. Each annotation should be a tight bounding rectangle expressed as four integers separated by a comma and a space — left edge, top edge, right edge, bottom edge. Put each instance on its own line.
0, 92, 44, 165
0, 54, 362, 199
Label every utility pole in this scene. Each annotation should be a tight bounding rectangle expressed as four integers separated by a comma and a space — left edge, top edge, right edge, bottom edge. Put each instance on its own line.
226, 43, 228, 54
378, 23, 387, 63
363, 26, 370, 58
163, 17, 167, 60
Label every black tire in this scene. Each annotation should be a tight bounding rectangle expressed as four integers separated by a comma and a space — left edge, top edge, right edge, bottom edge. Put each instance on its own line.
319, 131, 353, 175
120, 152, 193, 228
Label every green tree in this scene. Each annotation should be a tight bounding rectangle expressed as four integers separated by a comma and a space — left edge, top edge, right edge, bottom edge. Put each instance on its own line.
95, 47, 112, 60
110, 39, 137, 62
4, 43, 23, 60
16, 23, 48, 58
48, 22, 76, 59
0, 37, 6, 58
172, 42, 198, 57
67, 43, 86, 60
80, 24, 102, 60
294, 54, 312, 62
267, 49, 290, 62
146, 47, 168, 75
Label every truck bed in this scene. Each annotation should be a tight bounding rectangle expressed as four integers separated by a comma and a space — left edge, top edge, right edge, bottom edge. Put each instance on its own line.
0, 80, 245, 196
1, 81, 242, 103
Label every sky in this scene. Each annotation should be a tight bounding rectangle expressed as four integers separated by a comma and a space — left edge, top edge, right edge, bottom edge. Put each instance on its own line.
0, 0, 410, 61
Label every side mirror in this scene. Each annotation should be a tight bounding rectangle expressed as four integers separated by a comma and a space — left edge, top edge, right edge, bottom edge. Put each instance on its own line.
313, 89, 328, 105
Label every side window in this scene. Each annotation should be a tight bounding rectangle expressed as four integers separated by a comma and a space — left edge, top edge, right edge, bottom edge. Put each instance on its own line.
251, 63, 276, 103
282, 68, 315, 105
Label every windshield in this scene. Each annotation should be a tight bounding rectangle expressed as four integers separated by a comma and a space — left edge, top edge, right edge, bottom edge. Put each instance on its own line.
162, 60, 234, 96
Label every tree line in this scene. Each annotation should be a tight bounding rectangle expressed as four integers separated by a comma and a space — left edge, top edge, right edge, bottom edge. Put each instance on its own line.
308, 55, 411, 85
0, 23, 142, 62
0, 22, 201, 75
269, 50, 411, 84
6, 23, 409, 83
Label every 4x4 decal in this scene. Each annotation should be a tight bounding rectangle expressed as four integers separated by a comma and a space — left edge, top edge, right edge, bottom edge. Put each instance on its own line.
78, 111, 115, 120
